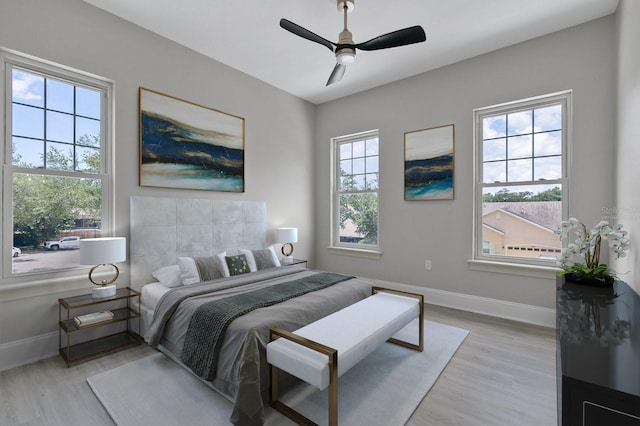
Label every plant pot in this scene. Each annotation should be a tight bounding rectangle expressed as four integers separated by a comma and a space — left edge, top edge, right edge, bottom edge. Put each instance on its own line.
564, 272, 614, 287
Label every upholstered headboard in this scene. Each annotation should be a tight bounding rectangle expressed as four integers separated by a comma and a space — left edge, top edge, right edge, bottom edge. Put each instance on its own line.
130, 196, 267, 287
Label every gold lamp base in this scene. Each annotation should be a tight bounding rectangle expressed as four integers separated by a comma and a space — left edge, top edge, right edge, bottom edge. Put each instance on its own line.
89, 263, 119, 298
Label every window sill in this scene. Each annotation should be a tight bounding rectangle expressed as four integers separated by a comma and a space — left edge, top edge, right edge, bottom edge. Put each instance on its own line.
467, 259, 560, 279
0, 270, 117, 301
327, 246, 382, 260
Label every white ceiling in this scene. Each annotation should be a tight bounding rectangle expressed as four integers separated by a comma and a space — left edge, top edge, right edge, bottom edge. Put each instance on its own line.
83, 0, 618, 105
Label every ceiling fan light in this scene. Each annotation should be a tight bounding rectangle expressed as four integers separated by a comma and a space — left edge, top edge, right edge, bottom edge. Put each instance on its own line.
337, 50, 356, 64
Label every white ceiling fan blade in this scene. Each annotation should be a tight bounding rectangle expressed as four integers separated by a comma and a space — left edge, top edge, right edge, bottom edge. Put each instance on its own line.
326, 63, 346, 86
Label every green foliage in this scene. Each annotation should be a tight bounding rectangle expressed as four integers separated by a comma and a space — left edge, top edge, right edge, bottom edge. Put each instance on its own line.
12, 140, 102, 247
339, 171, 378, 245
339, 193, 378, 245
557, 263, 615, 284
483, 186, 561, 202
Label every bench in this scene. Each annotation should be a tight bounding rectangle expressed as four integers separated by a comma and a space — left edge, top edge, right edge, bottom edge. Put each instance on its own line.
267, 287, 424, 426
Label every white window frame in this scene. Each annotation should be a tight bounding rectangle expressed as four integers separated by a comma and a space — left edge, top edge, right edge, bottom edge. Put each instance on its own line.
1, 49, 115, 288
329, 129, 382, 259
470, 91, 571, 276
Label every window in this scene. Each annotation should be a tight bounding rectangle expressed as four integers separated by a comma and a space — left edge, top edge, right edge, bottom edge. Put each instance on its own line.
2, 50, 113, 281
332, 130, 379, 252
473, 91, 570, 267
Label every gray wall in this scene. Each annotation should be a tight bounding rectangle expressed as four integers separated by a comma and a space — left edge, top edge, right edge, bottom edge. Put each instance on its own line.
615, 0, 640, 295
314, 16, 617, 310
0, 0, 315, 350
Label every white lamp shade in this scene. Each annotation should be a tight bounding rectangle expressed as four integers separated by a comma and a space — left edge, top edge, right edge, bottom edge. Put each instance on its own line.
276, 228, 298, 243
79, 237, 126, 265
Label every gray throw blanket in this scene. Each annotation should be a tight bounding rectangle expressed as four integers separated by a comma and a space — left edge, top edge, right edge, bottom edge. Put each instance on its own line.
181, 272, 354, 380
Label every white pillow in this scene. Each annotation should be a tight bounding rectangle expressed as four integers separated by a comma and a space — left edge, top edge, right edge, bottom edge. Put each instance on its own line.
215, 251, 230, 277
152, 264, 183, 288
177, 257, 200, 285
268, 245, 282, 267
238, 249, 258, 272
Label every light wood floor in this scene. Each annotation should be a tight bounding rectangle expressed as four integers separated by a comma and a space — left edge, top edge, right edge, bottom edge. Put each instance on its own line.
0, 304, 557, 426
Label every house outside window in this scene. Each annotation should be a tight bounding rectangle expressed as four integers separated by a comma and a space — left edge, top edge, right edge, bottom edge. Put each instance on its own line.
331, 130, 379, 252
473, 91, 570, 267
2, 50, 113, 281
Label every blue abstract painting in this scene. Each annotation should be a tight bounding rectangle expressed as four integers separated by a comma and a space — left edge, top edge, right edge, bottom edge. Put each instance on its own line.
139, 88, 245, 192
404, 124, 454, 200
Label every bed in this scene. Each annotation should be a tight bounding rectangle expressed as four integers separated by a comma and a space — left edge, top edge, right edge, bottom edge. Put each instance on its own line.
130, 196, 373, 425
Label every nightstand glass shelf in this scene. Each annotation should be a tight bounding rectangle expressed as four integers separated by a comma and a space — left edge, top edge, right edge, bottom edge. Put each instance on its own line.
281, 258, 308, 267
58, 287, 141, 366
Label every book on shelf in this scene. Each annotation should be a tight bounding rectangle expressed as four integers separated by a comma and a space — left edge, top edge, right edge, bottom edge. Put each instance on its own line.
73, 310, 114, 327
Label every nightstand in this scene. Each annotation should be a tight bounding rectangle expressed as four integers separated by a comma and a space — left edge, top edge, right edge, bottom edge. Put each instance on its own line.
58, 287, 141, 367
281, 258, 308, 268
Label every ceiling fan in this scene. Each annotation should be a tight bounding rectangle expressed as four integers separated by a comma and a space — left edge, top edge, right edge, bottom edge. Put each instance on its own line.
280, 0, 426, 86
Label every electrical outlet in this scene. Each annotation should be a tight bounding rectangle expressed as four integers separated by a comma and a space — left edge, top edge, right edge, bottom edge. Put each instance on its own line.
424, 260, 431, 270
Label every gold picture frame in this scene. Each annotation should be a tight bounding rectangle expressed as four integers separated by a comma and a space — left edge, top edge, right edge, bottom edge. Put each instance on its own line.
139, 87, 245, 192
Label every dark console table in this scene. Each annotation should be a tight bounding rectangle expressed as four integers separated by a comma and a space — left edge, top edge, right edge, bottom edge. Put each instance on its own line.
557, 278, 640, 425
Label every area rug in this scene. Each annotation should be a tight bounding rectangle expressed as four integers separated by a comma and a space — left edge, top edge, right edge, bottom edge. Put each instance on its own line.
87, 320, 468, 426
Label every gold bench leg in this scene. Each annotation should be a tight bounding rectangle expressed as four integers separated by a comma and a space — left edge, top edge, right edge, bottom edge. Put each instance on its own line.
270, 328, 339, 426
371, 287, 424, 352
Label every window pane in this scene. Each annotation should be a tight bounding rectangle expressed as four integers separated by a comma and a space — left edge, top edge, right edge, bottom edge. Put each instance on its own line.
484, 161, 506, 183
534, 130, 562, 157
76, 86, 101, 119
483, 115, 506, 138
353, 175, 366, 190
534, 156, 561, 180
76, 146, 100, 173
483, 138, 506, 161
338, 192, 378, 245
352, 157, 365, 175
507, 135, 532, 159
46, 142, 74, 170
12, 173, 103, 275
481, 184, 562, 260
365, 173, 378, 190
13, 104, 44, 139
46, 79, 74, 113
339, 175, 352, 191
352, 140, 365, 158
12, 69, 44, 107
507, 110, 532, 136
339, 143, 351, 160
366, 156, 378, 173
46, 110, 74, 143
365, 138, 379, 156
534, 105, 561, 132
507, 158, 532, 182
340, 159, 352, 175
76, 117, 100, 144
12, 137, 44, 168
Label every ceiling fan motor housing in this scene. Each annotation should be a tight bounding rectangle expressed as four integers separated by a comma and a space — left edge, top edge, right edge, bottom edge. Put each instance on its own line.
336, 29, 356, 63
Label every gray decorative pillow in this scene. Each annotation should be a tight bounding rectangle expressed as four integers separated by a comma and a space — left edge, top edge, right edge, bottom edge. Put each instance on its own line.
177, 251, 226, 285
194, 255, 224, 281
225, 254, 250, 276
252, 249, 278, 270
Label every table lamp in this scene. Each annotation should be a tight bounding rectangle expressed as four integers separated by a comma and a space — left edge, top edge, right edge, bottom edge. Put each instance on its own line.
276, 227, 298, 263
79, 237, 126, 298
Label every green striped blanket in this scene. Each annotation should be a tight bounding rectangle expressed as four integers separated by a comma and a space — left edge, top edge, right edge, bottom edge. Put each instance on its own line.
181, 272, 354, 380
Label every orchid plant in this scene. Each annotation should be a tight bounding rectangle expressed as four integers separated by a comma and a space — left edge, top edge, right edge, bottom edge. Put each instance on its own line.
556, 218, 630, 283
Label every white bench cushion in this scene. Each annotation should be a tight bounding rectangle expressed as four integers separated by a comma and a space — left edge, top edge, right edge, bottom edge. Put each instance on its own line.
267, 292, 419, 390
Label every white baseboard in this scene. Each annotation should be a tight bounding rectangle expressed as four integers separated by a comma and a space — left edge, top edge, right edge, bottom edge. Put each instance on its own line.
0, 331, 58, 372
369, 279, 556, 329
